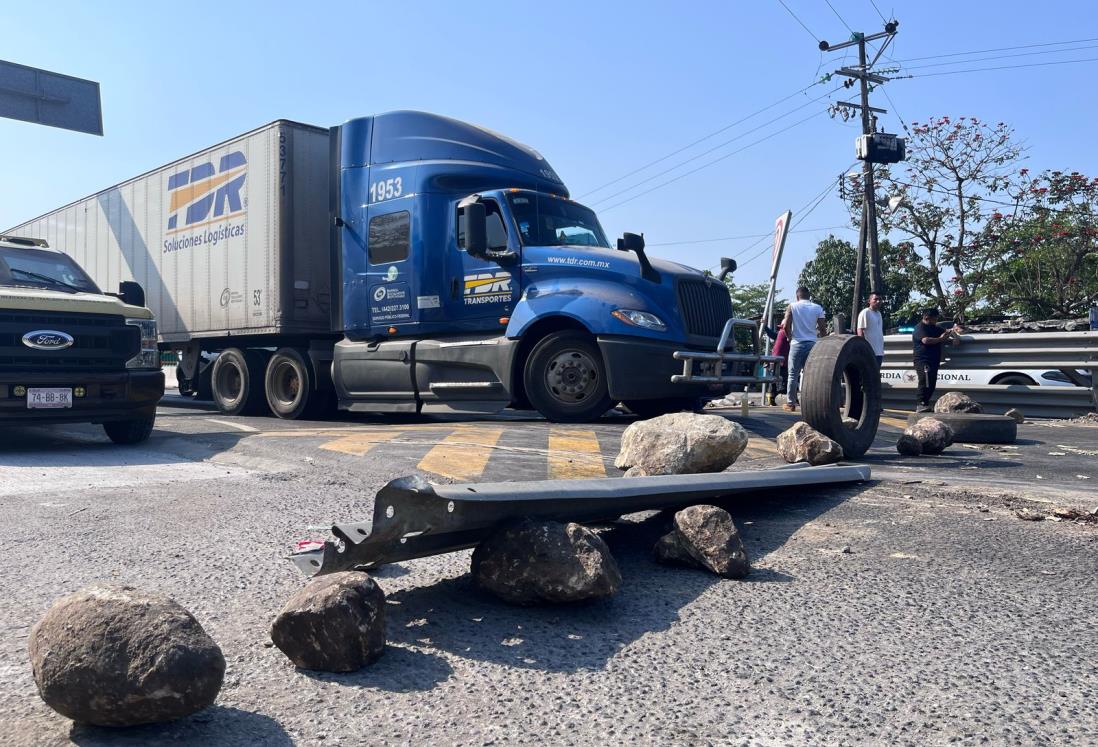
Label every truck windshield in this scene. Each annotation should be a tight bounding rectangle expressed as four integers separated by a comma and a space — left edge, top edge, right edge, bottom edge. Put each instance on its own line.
507, 192, 610, 248
0, 245, 100, 294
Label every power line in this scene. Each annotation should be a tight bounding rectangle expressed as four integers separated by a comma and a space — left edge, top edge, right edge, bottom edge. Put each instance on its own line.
824, 0, 854, 34
738, 179, 840, 269
775, 0, 821, 44
867, 0, 888, 23
895, 42, 1098, 70
599, 110, 829, 213
892, 36, 1098, 64
902, 55, 1098, 79
578, 83, 822, 199
879, 86, 909, 135
590, 86, 840, 207
647, 225, 854, 248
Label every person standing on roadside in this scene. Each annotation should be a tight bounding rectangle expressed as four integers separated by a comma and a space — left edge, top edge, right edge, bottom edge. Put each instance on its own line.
781, 286, 826, 412
857, 292, 886, 367
912, 307, 963, 412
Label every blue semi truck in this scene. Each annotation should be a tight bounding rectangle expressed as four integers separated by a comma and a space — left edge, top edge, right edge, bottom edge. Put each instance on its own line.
10, 111, 777, 422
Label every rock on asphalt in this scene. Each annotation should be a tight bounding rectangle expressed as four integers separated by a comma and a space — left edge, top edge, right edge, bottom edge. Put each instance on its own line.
905, 418, 954, 455
270, 571, 386, 672
28, 584, 224, 727
655, 505, 750, 579
614, 412, 748, 475
776, 422, 844, 465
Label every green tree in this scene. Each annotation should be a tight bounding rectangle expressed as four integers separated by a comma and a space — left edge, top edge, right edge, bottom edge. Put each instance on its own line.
859, 116, 1025, 321
981, 170, 1098, 318
797, 235, 924, 322
723, 281, 786, 321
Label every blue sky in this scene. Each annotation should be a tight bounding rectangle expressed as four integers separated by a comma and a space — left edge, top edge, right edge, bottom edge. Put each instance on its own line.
3, 1, 1097, 298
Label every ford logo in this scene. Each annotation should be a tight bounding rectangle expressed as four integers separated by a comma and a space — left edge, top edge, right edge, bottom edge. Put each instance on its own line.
22, 330, 74, 350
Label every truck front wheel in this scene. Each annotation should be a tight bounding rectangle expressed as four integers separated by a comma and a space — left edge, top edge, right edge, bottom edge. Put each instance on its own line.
265, 348, 325, 420
524, 331, 612, 423
211, 348, 269, 416
103, 415, 155, 445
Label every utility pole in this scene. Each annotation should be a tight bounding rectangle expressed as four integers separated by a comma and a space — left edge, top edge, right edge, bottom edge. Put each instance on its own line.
819, 21, 902, 328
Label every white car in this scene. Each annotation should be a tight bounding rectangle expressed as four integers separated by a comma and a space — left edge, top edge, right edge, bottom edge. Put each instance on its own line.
881, 368, 1088, 388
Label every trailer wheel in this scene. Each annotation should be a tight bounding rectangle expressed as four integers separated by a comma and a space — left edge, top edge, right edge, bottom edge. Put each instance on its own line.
211, 348, 269, 416
800, 334, 881, 458
524, 331, 612, 423
265, 348, 324, 420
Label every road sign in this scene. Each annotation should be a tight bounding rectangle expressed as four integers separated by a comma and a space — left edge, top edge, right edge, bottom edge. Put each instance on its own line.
0, 60, 102, 136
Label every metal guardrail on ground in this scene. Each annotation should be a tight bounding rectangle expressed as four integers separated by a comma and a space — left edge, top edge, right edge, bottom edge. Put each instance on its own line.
881, 330, 1098, 417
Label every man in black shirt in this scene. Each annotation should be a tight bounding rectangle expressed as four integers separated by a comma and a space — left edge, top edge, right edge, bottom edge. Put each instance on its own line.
912, 308, 963, 412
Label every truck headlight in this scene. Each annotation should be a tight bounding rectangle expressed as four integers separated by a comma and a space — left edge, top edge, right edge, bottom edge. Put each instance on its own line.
125, 318, 159, 369
612, 309, 667, 331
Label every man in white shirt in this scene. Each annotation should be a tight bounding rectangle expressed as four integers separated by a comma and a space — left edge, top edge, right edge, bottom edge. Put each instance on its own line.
857, 292, 885, 366
780, 286, 826, 412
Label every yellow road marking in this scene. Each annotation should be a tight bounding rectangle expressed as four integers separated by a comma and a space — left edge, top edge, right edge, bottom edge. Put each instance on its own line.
417, 427, 505, 481
742, 439, 778, 458
879, 415, 909, 430
319, 430, 405, 456
548, 429, 607, 479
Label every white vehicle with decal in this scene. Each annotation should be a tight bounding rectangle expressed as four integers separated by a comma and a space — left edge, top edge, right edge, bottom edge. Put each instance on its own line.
881, 368, 1085, 387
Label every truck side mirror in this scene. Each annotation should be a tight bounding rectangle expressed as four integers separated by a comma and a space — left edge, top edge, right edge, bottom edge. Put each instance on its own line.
617, 232, 645, 253
717, 257, 737, 282
464, 203, 488, 257
119, 280, 145, 308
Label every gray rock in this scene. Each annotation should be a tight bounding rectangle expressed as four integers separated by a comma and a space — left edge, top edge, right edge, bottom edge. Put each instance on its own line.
1005, 408, 1025, 424
472, 519, 621, 605
896, 433, 923, 456
1015, 508, 1045, 522
934, 392, 983, 414
654, 505, 750, 579
776, 421, 844, 465
28, 584, 224, 727
270, 571, 385, 672
905, 418, 954, 455
614, 412, 748, 475
623, 466, 649, 478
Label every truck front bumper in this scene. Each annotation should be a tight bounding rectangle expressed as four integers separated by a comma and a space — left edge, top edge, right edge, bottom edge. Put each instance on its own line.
598, 336, 733, 401
0, 370, 164, 424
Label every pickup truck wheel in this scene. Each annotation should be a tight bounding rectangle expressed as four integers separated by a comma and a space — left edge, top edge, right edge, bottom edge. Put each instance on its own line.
524, 331, 612, 423
623, 398, 702, 419
265, 348, 320, 420
103, 415, 155, 445
800, 335, 881, 458
212, 348, 269, 416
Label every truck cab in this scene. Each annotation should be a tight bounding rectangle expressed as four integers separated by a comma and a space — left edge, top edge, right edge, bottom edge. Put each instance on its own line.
0, 235, 164, 442
331, 111, 738, 421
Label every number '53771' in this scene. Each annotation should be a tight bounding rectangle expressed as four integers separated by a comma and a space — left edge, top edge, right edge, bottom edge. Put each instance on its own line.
369, 177, 403, 203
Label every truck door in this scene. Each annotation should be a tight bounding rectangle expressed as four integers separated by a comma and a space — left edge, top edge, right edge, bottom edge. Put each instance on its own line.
448, 198, 517, 331
364, 204, 414, 333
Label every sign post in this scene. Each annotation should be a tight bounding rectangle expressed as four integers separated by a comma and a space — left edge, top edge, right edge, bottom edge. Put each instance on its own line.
0, 60, 102, 136
760, 210, 792, 404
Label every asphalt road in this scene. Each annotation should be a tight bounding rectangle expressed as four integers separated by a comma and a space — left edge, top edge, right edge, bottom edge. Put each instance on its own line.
0, 400, 1095, 745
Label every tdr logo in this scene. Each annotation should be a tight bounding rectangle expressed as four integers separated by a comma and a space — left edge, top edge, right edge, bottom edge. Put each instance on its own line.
166, 151, 247, 231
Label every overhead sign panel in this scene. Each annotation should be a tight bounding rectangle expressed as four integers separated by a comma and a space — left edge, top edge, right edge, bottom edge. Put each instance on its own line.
0, 60, 102, 136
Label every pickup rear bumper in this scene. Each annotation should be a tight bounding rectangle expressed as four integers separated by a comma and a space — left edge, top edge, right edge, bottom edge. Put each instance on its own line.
597, 336, 733, 400
0, 369, 164, 424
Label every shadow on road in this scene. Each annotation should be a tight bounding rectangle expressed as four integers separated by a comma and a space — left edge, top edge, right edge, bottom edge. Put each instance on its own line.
0, 426, 250, 469
380, 482, 863, 676
68, 706, 290, 747
298, 644, 454, 692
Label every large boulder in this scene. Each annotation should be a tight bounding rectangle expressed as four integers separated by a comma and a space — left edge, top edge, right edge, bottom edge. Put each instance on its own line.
776, 422, 844, 465
270, 571, 386, 672
614, 412, 748, 475
934, 392, 983, 414
472, 519, 621, 605
654, 505, 750, 579
905, 417, 954, 455
28, 585, 224, 727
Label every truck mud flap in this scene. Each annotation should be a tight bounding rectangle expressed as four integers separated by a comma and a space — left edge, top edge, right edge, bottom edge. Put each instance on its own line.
291, 463, 871, 576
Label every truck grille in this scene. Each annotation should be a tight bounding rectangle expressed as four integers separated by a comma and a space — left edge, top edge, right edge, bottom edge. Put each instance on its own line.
0, 310, 139, 373
677, 279, 734, 339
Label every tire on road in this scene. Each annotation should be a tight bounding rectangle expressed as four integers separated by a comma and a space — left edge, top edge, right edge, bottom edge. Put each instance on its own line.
800, 334, 881, 459
906, 412, 1017, 444
524, 330, 612, 423
265, 347, 326, 420
103, 415, 156, 445
211, 348, 270, 416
